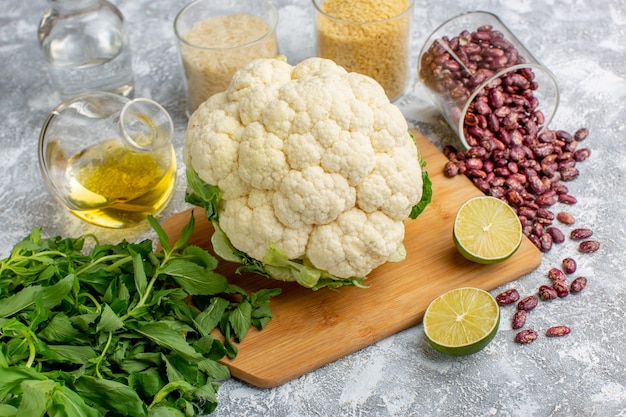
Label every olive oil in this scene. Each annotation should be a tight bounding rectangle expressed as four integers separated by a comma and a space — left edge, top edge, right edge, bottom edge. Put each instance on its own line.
64, 138, 176, 228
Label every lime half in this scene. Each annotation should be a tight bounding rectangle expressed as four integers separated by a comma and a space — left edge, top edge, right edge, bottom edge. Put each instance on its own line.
423, 287, 500, 356
453, 196, 522, 264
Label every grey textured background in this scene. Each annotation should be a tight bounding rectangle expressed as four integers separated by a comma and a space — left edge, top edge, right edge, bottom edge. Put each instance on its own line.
1, 0, 624, 416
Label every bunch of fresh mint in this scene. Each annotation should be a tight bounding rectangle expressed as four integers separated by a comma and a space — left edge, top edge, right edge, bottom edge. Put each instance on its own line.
0, 214, 280, 416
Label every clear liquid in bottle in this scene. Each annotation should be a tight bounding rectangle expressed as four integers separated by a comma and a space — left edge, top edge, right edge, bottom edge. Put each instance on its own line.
38, 0, 134, 98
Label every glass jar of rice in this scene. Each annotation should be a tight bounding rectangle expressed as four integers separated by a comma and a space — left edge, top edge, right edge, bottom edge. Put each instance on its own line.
313, 0, 414, 101
174, 0, 279, 114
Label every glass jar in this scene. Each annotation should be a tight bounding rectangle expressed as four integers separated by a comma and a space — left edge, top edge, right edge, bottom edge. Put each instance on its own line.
38, 92, 176, 228
174, 0, 279, 114
417, 11, 560, 149
313, 0, 414, 101
38, 0, 135, 98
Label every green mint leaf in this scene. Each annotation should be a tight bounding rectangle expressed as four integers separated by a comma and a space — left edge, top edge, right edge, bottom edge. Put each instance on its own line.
41, 274, 75, 310
181, 246, 218, 270
159, 260, 228, 296
185, 168, 221, 221
171, 213, 195, 253
16, 379, 58, 417
128, 368, 164, 398
40, 345, 98, 365
0, 285, 43, 318
96, 304, 124, 333
0, 404, 17, 416
135, 322, 203, 363
148, 404, 187, 417
229, 301, 252, 342
131, 250, 148, 297
51, 385, 102, 417
148, 215, 171, 253
75, 375, 147, 417
161, 354, 186, 383
197, 358, 230, 381
194, 297, 229, 336
251, 288, 282, 306
0, 366, 47, 399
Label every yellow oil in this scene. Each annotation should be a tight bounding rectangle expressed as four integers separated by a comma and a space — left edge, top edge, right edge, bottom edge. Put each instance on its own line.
64, 138, 176, 228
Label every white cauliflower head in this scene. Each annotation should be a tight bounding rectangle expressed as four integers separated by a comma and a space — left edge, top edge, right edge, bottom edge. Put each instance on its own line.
184, 57, 428, 289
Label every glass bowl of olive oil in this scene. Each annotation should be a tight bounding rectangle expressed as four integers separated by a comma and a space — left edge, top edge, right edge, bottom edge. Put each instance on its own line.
38, 92, 176, 228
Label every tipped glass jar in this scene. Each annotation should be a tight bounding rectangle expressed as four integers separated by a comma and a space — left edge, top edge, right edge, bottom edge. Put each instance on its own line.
38, 0, 135, 98
418, 11, 560, 149
38, 92, 176, 228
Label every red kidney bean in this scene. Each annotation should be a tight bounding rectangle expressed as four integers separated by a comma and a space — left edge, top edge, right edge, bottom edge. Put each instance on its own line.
546, 227, 565, 243
546, 326, 571, 337
515, 329, 538, 344
579, 240, 600, 253
548, 267, 566, 281
556, 212, 576, 225
570, 277, 587, 292
512, 310, 527, 329
562, 258, 577, 274
570, 228, 593, 240
558, 194, 577, 204
553, 280, 570, 298
517, 295, 539, 311
538, 285, 558, 301
496, 288, 521, 305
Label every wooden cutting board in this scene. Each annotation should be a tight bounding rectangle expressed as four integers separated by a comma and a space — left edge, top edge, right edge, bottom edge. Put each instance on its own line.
161, 130, 541, 388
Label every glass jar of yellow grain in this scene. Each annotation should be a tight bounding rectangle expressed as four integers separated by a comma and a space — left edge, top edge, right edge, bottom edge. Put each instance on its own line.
174, 0, 279, 114
313, 0, 414, 101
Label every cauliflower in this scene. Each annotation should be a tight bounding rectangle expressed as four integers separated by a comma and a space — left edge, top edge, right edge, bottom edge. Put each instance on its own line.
184, 57, 431, 290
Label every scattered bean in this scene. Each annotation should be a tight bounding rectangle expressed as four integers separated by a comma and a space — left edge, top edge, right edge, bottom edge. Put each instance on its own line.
546, 227, 565, 243
562, 258, 577, 274
570, 277, 587, 293
511, 310, 527, 329
515, 329, 538, 344
556, 212, 576, 225
574, 128, 589, 141
496, 288, 521, 306
558, 194, 577, 205
517, 295, 539, 311
538, 285, 558, 301
579, 240, 600, 253
552, 280, 570, 298
546, 326, 571, 337
570, 228, 593, 240
547, 267, 566, 282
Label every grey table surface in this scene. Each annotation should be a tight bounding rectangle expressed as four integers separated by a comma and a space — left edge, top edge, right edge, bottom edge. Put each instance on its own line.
1, 0, 625, 416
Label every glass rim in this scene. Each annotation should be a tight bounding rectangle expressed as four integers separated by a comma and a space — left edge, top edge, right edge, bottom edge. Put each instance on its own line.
173, 0, 278, 51
312, 0, 415, 25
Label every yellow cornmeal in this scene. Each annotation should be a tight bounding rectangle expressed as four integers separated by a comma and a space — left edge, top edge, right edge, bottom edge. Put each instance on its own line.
316, 0, 411, 100
321, 0, 407, 22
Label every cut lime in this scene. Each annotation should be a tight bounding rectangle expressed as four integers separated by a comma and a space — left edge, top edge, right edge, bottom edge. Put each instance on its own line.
453, 196, 522, 264
423, 287, 500, 356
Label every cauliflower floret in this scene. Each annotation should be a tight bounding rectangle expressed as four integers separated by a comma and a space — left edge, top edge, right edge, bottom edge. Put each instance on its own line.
273, 166, 356, 229
307, 209, 405, 278
220, 190, 312, 261
183, 57, 427, 286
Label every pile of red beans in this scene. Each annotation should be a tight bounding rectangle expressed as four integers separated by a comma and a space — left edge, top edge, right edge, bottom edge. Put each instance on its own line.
420, 24, 591, 253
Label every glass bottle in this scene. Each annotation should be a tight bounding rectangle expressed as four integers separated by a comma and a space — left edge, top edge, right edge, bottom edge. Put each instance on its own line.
38, 0, 135, 98
38, 92, 176, 228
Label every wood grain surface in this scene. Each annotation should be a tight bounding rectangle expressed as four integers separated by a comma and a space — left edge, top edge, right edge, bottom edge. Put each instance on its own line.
161, 130, 542, 388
